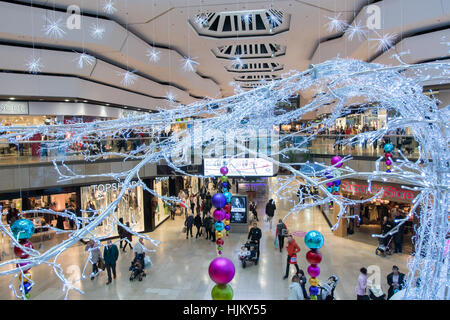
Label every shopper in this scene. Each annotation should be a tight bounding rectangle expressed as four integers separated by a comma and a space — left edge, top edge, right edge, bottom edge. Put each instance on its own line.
194, 213, 203, 238
122, 222, 133, 252
204, 213, 213, 240
103, 240, 119, 285
117, 218, 126, 250
249, 201, 259, 222
185, 213, 194, 239
387, 265, 405, 299
265, 199, 276, 229
355, 267, 369, 300
288, 274, 304, 300
276, 219, 288, 252
283, 236, 301, 279
247, 222, 262, 259
297, 269, 309, 299
85, 240, 102, 280
392, 211, 405, 253
133, 238, 147, 261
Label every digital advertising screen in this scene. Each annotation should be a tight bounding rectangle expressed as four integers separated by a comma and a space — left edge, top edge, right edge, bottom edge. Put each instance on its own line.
230, 196, 247, 224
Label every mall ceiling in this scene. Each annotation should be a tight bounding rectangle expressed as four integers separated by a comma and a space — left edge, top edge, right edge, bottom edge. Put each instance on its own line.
0, 0, 449, 111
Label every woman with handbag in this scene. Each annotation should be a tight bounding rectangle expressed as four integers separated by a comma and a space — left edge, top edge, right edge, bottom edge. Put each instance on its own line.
85, 240, 102, 280
283, 236, 301, 280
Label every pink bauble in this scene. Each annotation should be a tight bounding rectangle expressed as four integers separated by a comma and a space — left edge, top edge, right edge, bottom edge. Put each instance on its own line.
331, 156, 343, 168
213, 209, 225, 221
209, 257, 235, 285
326, 181, 334, 187
225, 213, 231, 220
385, 159, 392, 166
307, 264, 321, 278
220, 167, 229, 175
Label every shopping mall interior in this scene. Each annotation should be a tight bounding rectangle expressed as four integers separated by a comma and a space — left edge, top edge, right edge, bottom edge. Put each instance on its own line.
0, 0, 448, 303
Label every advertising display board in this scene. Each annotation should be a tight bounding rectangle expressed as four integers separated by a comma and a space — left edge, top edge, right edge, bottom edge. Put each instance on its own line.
230, 195, 247, 224
204, 158, 274, 177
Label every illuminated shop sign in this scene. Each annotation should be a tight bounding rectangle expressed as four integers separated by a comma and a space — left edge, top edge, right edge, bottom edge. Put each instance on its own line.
91, 181, 140, 193
341, 180, 416, 202
0, 101, 29, 115
204, 158, 274, 177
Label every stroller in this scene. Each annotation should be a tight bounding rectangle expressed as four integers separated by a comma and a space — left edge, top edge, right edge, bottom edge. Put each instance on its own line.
375, 236, 393, 257
242, 240, 259, 268
129, 254, 147, 281
368, 286, 386, 300
318, 275, 339, 300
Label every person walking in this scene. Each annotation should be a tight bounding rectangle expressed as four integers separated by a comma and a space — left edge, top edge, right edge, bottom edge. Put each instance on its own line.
297, 270, 309, 299
283, 236, 301, 279
194, 213, 203, 238
122, 222, 133, 252
288, 274, 305, 300
247, 222, 262, 259
355, 267, 368, 300
103, 240, 119, 285
276, 219, 288, 252
117, 218, 126, 250
185, 213, 194, 239
265, 199, 276, 229
392, 211, 405, 253
249, 201, 259, 222
387, 265, 405, 299
85, 240, 102, 280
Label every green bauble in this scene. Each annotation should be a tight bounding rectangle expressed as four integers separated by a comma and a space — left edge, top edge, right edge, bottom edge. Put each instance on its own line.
211, 284, 233, 300
220, 176, 228, 182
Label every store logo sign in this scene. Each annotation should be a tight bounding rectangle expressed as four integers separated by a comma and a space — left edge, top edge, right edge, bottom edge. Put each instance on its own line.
66, 5, 81, 30
341, 180, 416, 201
366, 4, 381, 30
0, 101, 29, 115
92, 181, 139, 193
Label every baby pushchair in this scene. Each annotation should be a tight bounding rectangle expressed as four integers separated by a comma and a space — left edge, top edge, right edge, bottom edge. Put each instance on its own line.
129, 254, 146, 281
368, 286, 386, 300
242, 240, 259, 268
375, 236, 392, 257
318, 275, 339, 300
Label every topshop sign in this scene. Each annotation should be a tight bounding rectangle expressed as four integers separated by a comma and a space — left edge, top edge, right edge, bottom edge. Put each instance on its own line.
91, 181, 140, 193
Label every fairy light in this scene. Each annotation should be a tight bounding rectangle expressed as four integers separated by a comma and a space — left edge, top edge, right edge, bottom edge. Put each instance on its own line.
326, 14, 347, 33
102, 0, 117, 14
42, 15, 66, 39
181, 57, 199, 72
74, 52, 95, 69
25, 56, 43, 74
146, 48, 161, 63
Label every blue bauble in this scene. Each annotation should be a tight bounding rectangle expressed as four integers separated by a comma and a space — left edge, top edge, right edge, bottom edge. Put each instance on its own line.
327, 186, 333, 193
304, 230, 324, 249
334, 180, 341, 186
224, 192, 232, 203
23, 282, 32, 294
324, 171, 333, 179
222, 188, 228, 193
215, 222, 225, 232
11, 219, 35, 240
309, 285, 319, 296
333, 186, 340, 192
222, 182, 228, 188
212, 193, 226, 209
384, 143, 394, 153
225, 225, 230, 231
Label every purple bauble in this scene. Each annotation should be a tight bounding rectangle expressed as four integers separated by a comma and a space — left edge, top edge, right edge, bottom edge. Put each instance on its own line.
209, 257, 235, 284
224, 213, 231, 220
309, 286, 319, 296
220, 166, 229, 175
213, 209, 225, 221
326, 181, 334, 187
331, 156, 343, 168
307, 264, 321, 278
212, 193, 227, 209
225, 225, 230, 231
385, 159, 392, 166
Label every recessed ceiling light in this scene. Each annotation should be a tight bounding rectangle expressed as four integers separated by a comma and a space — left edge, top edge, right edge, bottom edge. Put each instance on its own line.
106, 103, 110, 106
123, 106, 128, 109
83, 100, 88, 103
65, 99, 70, 102
9, 97, 15, 100
137, 108, 141, 111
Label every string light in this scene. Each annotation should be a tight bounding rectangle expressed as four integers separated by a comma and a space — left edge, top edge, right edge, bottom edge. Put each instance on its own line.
181, 57, 199, 72
25, 55, 43, 74
102, 0, 117, 14
146, 48, 161, 63
74, 52, 95, 69
117, 70, 138, 87
90, 22, 105, 39
42, 15, 66, 39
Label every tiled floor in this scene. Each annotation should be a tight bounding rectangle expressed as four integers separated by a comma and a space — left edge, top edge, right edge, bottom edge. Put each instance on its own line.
0, 177, 408, 300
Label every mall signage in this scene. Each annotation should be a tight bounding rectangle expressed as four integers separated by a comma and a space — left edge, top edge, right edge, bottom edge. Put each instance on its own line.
91, 180, 140, 193
204, 158, 274, 177
0, 101, 29, 115
341, 180, 417, 202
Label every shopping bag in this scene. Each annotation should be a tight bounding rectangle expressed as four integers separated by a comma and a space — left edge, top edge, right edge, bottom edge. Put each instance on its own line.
144, 256, 152, 269
289, 254, 297, 264
182, 226, 187, 233
274, 237, 279, 249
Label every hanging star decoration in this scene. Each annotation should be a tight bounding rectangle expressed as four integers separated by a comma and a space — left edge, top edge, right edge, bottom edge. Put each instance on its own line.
102, 0, 117, 14
181, 57, 199, 72
26, 56, 44, 74
90, 22, 105, 39
242, 14, 252, 24
346, 20, 367, 41
117, 70, 138, 87
42, 15, 66, 39
146, 48, 161, 63
373, 33, 397, 51
74, 52, 95, 69
165, 92, 176, 102
326, 14, 347, 33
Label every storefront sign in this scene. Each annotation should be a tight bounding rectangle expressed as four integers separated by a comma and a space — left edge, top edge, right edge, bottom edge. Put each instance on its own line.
91, 181, 140, 193
204, 158, 274, 177
230, 196, 247, 223
0, 101, 29, 115
341, 180, 417, 202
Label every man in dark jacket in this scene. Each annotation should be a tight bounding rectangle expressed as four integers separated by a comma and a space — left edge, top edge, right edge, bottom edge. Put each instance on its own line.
185, 213, 194, 239
103, 240, 119, 285
194, 213, 203, 238
392, 212, 405, 253
276, 219, 288, 252
265, 199, 276, 229
387, 265, 405, 299
247, 222, 262, 259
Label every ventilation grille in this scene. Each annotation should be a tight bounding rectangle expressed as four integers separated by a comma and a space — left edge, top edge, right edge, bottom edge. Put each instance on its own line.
213, 43, 285, 59
191, 9, 290, 38
226, 61, 283, 73
234, 74, 280, 82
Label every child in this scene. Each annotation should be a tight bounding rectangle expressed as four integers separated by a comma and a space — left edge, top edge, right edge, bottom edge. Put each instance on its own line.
238, 246, 250, 261
248, 245, 257, 260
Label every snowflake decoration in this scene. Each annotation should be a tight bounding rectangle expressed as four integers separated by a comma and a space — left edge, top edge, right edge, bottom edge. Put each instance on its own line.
90, 22, 105, 39
181, 57, 199, 72
373, 33, 397, 51
165, 92, 176, 102
231, 56, 245, 69
195, 14, 209, 28
117, 70, 138, 87
74, 52, 95, 69
326, 14, 347, 33
26, 56, 43, 74
146, 48, 161, 63
103, 0, 117, 14
43, 15, 66, 39
346, 20, 367, 41
242, 14, 252, 24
